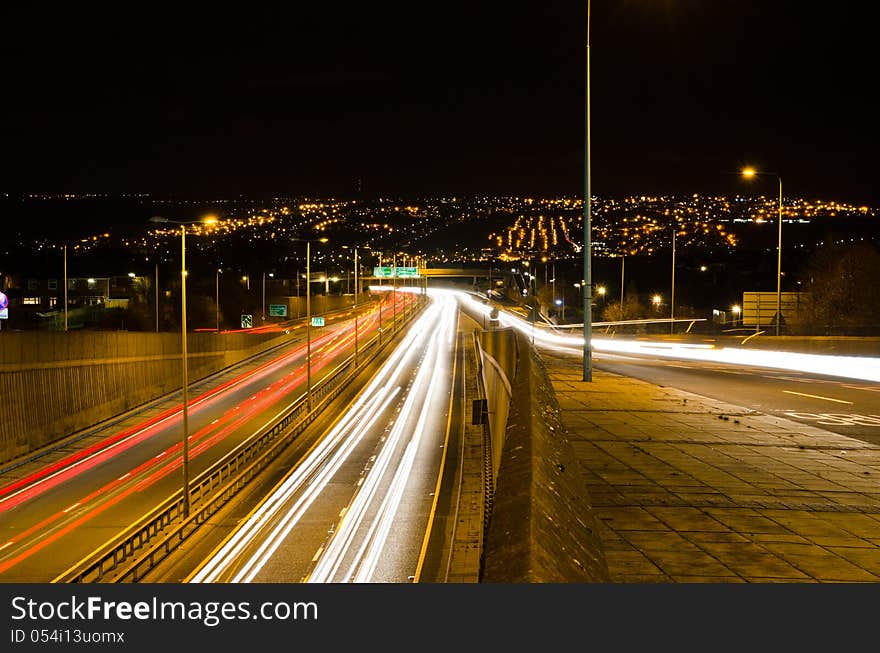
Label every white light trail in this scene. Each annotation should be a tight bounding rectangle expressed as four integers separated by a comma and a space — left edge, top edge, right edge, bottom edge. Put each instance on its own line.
461, 296, 880, 383
190, 292, 450, 583
308, 292, 455, 583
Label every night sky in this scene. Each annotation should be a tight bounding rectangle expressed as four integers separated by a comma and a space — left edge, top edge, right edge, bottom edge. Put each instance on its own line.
2, 2, 877, 203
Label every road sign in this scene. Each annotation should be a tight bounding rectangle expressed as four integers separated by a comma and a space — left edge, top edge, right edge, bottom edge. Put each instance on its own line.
241, 314, 253, 328
311, 316, 325, 327
268, 304, 287, 317
374, 266, 394, 278
0, 308, 7, 320
373, 266, 419, 278
0, 292, 7, 310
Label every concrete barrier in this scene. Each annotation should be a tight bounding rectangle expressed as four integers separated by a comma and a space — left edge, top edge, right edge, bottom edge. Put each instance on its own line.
478, 328, 609, 582
0, 329, 294, 464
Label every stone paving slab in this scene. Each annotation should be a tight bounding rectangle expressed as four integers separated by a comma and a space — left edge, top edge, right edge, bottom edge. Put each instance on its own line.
543, 353, 880, 583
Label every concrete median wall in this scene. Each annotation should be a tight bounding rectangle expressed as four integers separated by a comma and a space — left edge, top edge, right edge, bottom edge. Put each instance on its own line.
0, 330, 292, 464
478, 328, 609, 582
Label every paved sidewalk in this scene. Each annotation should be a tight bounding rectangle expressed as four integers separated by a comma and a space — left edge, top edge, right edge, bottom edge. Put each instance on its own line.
543, 353, 880, 582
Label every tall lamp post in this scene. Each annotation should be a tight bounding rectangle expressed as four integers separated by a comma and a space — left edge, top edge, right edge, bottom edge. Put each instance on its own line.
670, 222, 676, 334
149, 214, 217, 519
63, 245, 68, 332
293, 237, 328, 412
343, 245, 360, 366
215, 268, 222, 332
262, 271, 274, 322
742, 167, 783, 336
582, 1, 593, 381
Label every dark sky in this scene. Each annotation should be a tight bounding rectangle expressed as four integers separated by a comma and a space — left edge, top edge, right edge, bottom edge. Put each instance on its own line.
2, 2, 877, 203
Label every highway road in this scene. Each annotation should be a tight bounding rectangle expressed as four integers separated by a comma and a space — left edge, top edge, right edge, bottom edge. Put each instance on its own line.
465, 293, 880, 447
593, 351, 880, 446
0, 292, 417, 582
188, 290, 458, 583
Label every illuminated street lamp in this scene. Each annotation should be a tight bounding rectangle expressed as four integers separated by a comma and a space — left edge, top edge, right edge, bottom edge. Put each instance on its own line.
731, 304, 742, 326
149, 214, 218, 519
742, 166, 783, 336
652, 294, 663, 311
262, 271, 274, 322
293, 236, 329, 412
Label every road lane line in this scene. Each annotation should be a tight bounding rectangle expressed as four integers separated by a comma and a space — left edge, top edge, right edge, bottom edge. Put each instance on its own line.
843, 384, 880, 393
782, 390, 853, 404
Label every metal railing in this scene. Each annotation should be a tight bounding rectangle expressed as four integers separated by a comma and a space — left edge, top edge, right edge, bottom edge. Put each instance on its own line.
53, 295, 426, 583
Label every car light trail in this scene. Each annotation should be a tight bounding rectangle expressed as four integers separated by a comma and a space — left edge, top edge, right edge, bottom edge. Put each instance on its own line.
0, 324, 343, 511
463, 295, 880, 383
0, 308, 383, 577
308, 294, 454, 583
190, 290, 453, 583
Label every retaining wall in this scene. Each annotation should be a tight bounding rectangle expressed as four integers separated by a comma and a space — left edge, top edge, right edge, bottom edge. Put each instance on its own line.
0, 330, 292, 464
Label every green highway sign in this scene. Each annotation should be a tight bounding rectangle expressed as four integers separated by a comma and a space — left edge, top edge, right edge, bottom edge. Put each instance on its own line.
268, 304, 287, 317
311, 316, 325, 327
373, 266, 419, 278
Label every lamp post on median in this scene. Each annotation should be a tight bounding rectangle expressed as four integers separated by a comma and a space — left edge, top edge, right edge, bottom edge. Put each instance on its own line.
63, 244, 68, 332
741, 166, 784, 336
582, 0, 593, 381
149, 214, 218, 519
215, 268, 222, 332
671, 222, 676, 334
343, 245, 361, 367
293, 237, 328, 412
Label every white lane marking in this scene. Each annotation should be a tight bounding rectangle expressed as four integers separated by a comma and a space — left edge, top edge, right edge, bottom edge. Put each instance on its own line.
117, 473, 131, 481
843, 384, 880, 393
782, 390, 853, 405
312, 546, 324, 562
62, 502, 81, 513
0, 541, 14, 551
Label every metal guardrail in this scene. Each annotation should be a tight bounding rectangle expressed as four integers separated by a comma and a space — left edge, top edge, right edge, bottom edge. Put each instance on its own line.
53, 295, 427, 583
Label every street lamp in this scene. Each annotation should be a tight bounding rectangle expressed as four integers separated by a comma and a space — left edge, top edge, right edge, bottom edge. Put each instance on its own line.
215, 268, 222, 332
731, 304, 742, 326
262, 271, 274, 322
63, 245, 68, 332
293, 237, 328, 412
342, 245, 360, 366
582, 1, 593, 382
671, 222, 676, 334
597, 285, 606, 315
742, 166, 783, 336
555, 297, 565, 321
149, 214, 218, 519
652, 294, 662, 310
